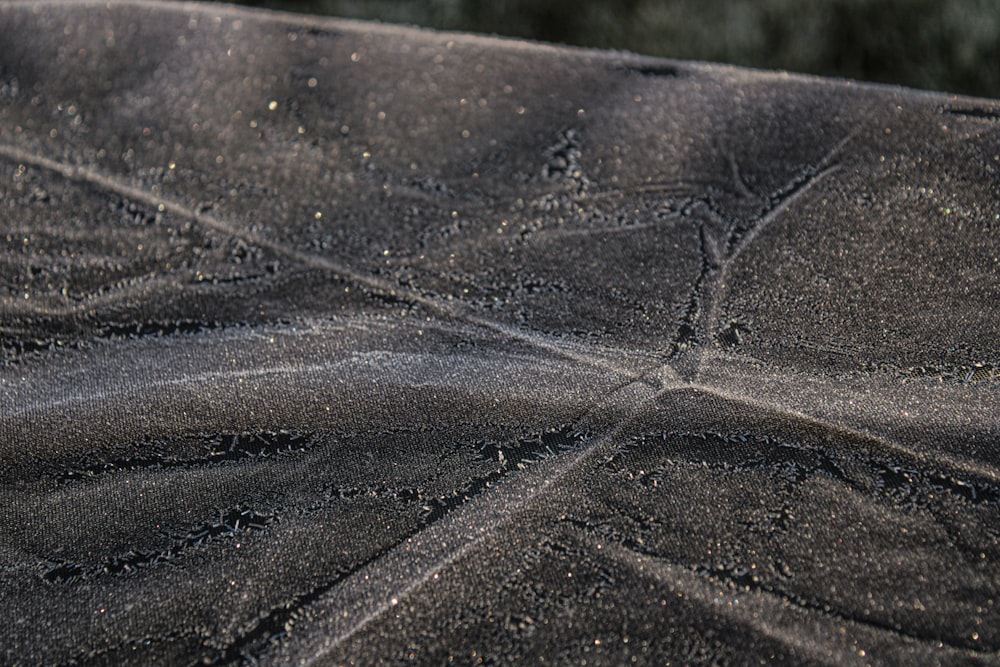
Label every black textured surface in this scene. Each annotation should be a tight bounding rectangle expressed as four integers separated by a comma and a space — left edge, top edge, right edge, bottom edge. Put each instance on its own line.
2, 2, 999, 665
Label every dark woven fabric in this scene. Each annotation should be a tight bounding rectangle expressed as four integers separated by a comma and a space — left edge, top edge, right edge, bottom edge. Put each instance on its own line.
2, 2, 999, 664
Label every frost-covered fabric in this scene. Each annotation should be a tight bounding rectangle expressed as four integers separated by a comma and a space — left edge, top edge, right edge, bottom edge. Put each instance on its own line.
1, 2, 999, 665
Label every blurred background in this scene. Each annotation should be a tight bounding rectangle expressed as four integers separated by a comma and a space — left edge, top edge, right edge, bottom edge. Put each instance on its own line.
214, 0, 1000, 98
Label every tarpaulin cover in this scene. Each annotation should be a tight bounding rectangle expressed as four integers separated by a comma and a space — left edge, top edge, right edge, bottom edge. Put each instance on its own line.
1, 2, 999, 664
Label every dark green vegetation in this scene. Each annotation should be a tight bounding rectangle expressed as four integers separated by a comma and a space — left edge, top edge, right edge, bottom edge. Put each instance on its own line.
215, 0, 1000, 98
